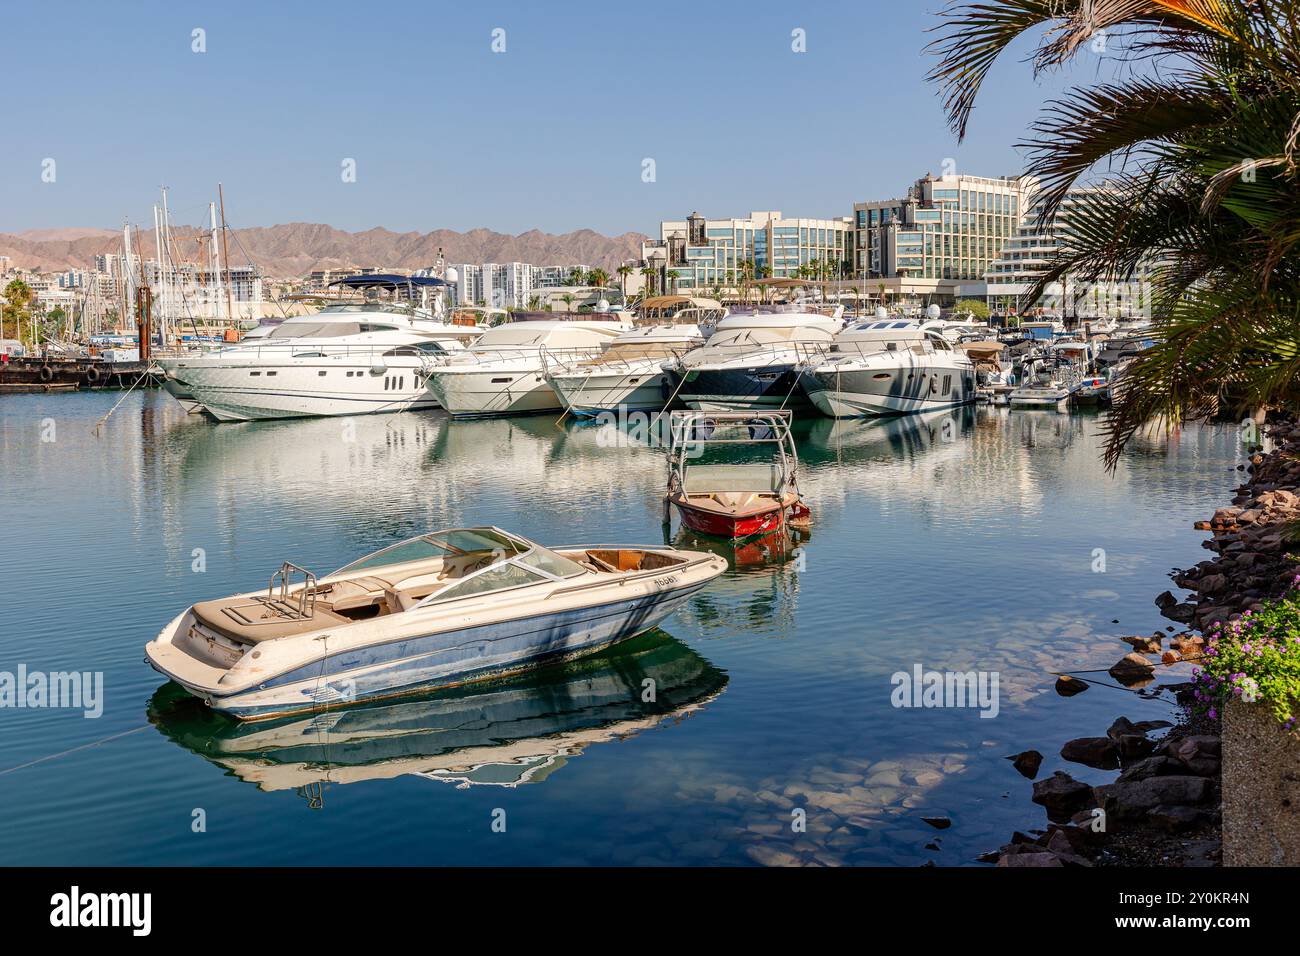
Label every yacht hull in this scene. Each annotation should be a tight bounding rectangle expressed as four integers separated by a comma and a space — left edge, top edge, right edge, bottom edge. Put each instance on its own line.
801, 367, 975, 418
547, 368, 673, 416
165, 358, 438, 421
670, 364, 808, 411
426, 367, 563, 417
149, 582, 711, 720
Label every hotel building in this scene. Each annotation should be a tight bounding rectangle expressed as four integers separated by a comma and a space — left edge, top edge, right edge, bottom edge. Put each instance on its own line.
645, 210, 854, 292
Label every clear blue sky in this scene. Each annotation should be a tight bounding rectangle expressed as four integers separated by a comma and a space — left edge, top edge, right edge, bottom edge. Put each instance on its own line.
1, 0, 1083, 236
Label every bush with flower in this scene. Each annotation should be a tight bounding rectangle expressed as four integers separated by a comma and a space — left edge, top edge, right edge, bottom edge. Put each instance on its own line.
1192, 583, 1300, 731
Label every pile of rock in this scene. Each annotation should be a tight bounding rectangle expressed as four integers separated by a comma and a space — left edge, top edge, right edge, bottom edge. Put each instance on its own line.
988, 715, 1222, 866
1167, 424, 1300, 631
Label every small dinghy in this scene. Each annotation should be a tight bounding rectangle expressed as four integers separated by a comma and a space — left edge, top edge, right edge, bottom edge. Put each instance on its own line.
665, 410, 811, 539
145, 527, 727, 720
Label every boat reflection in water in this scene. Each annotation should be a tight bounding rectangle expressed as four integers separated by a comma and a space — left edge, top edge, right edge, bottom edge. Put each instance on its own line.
147, 631, 726, 801
669, 525, 806, 637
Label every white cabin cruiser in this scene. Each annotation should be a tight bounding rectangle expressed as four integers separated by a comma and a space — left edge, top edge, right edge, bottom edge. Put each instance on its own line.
665, 308, 841, 411
156, 276, 477, 422
424, 318, 631, 417
543, 323, 704, 416
798, 319, 976, 417
145, 526, 728, 720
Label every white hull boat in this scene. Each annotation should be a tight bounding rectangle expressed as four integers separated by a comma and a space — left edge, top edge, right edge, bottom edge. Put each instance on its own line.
799, 320, 976, 417
157, 301, 477, 422
544, 323, 703, 416
145, 527, 726, 720
426, 319, 631, 418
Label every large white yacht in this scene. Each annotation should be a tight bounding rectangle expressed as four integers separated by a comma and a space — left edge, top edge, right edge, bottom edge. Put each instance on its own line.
159, 309, 476, 422
425, 315, 632, 417
798, 319, 976, 417
157, 276, 479, 422
665, 306, 842, 410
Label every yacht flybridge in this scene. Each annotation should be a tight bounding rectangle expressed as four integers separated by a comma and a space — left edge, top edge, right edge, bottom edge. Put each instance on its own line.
145, 526, 727, 720
798, 319, 976, 417
157, 275, 478, 421
424, 316, 632, 417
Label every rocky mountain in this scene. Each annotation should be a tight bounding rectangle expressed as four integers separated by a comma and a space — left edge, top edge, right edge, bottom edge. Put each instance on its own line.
0, 223, 649, 276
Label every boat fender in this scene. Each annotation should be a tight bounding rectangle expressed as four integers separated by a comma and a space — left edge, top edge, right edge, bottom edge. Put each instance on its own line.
38, 364, 54, 383
84, 364, 102, 385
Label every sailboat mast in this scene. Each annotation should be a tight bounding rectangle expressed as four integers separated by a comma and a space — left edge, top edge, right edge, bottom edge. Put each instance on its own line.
209, 201, 224, 326
160, 186, 173, 346
218, 183, 234, 327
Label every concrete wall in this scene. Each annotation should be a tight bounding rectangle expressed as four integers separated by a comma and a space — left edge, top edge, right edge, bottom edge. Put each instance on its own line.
1223, 699, 1300, 865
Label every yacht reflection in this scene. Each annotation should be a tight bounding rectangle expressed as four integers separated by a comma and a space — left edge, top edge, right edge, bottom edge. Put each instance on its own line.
147, 632, 726, 799
802, 406, 973, 464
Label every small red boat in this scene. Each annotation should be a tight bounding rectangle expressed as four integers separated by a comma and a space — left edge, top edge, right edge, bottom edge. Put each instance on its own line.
665, 411, 811, 540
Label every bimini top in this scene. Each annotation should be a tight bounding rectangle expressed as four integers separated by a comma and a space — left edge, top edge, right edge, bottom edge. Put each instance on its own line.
328, 274, 449, 290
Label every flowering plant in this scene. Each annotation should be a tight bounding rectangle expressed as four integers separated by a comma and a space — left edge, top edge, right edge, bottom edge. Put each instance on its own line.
1192, 582, 1300, 731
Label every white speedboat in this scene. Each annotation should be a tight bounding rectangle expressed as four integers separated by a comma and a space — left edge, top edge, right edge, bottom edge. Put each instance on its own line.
665, 308, 841, 411
158, 324, 276, 414
1008, 357, 1082, 408
424, 318, 631, 417
158, 304, 477, 422
543, 323, 704, 416
145, 526, 727, 720
798, 319, 976, 417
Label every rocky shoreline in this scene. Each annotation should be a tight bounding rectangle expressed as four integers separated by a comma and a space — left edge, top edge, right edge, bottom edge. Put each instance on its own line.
986, 419, 1300, 867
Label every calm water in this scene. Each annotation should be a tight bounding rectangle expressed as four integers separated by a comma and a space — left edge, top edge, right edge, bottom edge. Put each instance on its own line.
0, 391, 1240, 865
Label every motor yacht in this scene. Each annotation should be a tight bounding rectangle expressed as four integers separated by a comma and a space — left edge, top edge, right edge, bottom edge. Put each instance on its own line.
156, 304, 475, 422
145, 526, 727, 720
543, 323, 704, 416
424, 317, 631, 417
798, 319, 976, 417
665, 308, 841, 411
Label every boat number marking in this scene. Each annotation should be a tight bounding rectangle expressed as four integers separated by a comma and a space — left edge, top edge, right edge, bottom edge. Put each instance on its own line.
653, 575, 679, 590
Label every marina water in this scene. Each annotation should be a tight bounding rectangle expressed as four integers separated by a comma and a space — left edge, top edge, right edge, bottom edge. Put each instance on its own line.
0, 392, 1240, 865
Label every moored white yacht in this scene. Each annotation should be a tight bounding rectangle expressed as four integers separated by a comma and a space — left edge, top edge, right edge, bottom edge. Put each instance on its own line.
424, 315, 632, 417
798, 319, 976, 417
665, 306, 842, 411
157, 276, 477, 422
158, 306, 475, 422
543, 323, 704, 416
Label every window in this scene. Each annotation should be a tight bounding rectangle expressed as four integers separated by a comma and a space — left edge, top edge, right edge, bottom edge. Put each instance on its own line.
425, 562, 548, 604
942, 374, 952, 394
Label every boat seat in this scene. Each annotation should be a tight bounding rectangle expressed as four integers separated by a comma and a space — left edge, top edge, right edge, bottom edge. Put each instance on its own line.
384, 587, 420, 614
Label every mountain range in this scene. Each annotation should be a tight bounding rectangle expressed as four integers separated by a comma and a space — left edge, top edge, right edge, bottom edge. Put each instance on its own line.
0, 224, 650, 277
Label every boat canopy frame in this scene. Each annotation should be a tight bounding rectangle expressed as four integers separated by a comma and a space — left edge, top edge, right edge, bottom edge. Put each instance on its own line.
667, 409, 800, 495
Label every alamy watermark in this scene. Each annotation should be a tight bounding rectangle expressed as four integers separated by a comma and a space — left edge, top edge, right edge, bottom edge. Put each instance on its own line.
890, 664, 999, 719
0, 665, 103, 718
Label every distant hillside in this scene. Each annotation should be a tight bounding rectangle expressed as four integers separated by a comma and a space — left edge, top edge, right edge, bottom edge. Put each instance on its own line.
0, 223, 649, 276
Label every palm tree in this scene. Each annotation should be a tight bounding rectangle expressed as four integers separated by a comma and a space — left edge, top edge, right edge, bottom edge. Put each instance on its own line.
616, 264, 632, 300
587, 267, 610, 290
639, 266, 657, 298
928, 0, 1300, 466
3, 278, 33, 342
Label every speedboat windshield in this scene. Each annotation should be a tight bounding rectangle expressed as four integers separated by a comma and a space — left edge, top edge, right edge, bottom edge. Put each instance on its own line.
332, 527, 586, 585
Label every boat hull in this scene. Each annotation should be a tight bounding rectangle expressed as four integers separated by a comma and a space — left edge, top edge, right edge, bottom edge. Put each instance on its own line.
426, 366, 564, 417
165, 357, 438, 421
547, 368, 673, 416
149, 582, 711, 720
670, 364, 809, 411
801, 366, 975, 418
